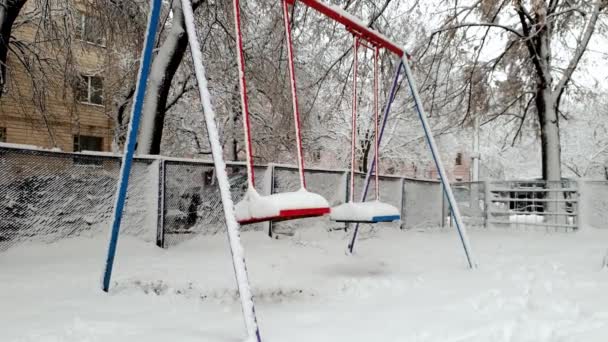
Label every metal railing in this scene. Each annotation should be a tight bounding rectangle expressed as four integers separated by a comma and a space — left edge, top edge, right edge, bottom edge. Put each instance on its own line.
450, 180, 580, 231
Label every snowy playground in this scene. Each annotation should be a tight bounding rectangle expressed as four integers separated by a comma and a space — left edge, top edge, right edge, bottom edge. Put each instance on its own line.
2, 0, 608, 341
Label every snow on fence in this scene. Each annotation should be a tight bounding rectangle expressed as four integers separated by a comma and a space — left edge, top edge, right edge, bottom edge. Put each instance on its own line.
579, 180, 608, 230
0, 145, 445, 251
447, 182, 486, 228
0, 146, 158, 251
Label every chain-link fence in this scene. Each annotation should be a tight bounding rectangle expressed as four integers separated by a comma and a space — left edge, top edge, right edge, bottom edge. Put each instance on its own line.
160, 160, 269, 247
5, 145, 606, 251
0, 145, 455, 251
0, 146, 158, 251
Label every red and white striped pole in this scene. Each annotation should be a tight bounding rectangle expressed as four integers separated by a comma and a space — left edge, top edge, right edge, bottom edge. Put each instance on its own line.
233, 0, 256, 188
373, 46, 380, 201
350, 36, 359, 203
282, 0, 307, 189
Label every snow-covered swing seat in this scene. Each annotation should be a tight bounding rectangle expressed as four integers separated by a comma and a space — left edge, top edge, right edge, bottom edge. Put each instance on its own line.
232, 0, 330, 225
329, 35, 400, 224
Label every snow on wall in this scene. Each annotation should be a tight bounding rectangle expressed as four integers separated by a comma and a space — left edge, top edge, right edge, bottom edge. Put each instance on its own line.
351, 173, 402, 209
402, 179, 443, 228
581, 180, 608, 229
451, 182, 486, 227
0, 147, 158, 250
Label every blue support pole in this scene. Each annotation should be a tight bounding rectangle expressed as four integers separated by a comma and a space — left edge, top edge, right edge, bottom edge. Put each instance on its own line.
102, 0, 163, 292
348, 60, 404, 254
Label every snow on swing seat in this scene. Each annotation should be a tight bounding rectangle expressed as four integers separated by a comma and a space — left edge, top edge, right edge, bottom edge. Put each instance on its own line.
235, 188, 330, 225
330, 201, 401, 223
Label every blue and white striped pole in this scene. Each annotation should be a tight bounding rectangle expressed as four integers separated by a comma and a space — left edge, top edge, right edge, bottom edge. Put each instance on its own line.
102, 0, 163, 292
181, 0, 262, 340
401, 56, 476, 269
348, 60, 403, 254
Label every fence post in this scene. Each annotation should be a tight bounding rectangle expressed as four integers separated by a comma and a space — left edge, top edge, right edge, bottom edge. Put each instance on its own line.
576, 179, 584, 230
484, 180, 491, 228
344, 170, 350, 231
441, 184, 448, 228
469, 182, 479, 216
400, 177, 406, 229
156, 158, 166, 248
265, 164, 275, 238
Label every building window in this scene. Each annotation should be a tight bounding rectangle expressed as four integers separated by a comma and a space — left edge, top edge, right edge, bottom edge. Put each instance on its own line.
73, 135, 103, 152
455, 152, 463, 166
77, 75, 104, 105
73, 135, 104, 166
1, 70, 8, 94
76, 12, 105, 46
0, 127, 6, 142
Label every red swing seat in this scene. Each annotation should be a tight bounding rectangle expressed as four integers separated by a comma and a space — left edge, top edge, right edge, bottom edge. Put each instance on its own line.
235, 189, 330, 225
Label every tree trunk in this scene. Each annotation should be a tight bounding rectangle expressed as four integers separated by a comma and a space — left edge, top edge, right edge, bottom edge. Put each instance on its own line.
360, 128, 373, 173
0, 0, 28, 97
536, 87, 562, 224
137, 0, 202, 155
536, 88, 562, 182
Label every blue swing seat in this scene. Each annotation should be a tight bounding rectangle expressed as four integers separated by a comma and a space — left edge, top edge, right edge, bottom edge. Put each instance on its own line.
329, 201, 401, 223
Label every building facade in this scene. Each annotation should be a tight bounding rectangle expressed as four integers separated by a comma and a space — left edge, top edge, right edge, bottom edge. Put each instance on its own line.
0, 1, 128, 152
425, 152, 472, 182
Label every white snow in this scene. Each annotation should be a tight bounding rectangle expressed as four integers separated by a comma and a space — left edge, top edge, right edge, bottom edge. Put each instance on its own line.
330, 200, 400, 222
509, 214, 545, 224
0, 142, 59, 152
2, 227, 608, 341
235, 188, 330, 222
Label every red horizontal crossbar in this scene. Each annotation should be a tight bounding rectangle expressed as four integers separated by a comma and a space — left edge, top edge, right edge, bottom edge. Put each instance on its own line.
285, 0, 405, 58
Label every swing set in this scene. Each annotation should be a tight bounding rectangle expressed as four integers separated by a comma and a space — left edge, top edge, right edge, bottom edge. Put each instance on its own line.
231, 0, 475, 261
102, 1, 475, 341
233, 0, 401, 226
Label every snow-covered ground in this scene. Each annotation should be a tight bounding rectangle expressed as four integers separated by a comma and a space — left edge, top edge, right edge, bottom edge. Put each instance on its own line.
2, 226, 608, 342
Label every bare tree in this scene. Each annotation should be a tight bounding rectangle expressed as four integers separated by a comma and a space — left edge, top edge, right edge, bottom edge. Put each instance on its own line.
418, 0, 608, 182
137, 0, 205, 155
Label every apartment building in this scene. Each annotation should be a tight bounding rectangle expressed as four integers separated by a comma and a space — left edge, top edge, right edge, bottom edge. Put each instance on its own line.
0, 1, 127, 152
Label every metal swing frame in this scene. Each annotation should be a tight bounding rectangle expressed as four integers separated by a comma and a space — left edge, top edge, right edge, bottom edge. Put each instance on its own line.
285, 0, 475, 267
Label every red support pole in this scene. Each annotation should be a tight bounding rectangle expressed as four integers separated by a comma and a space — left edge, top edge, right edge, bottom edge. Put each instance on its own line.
282, 0, 307, 189
350, 36, 359, 203
374, 46, 380, 201
233, 0, 256, 187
